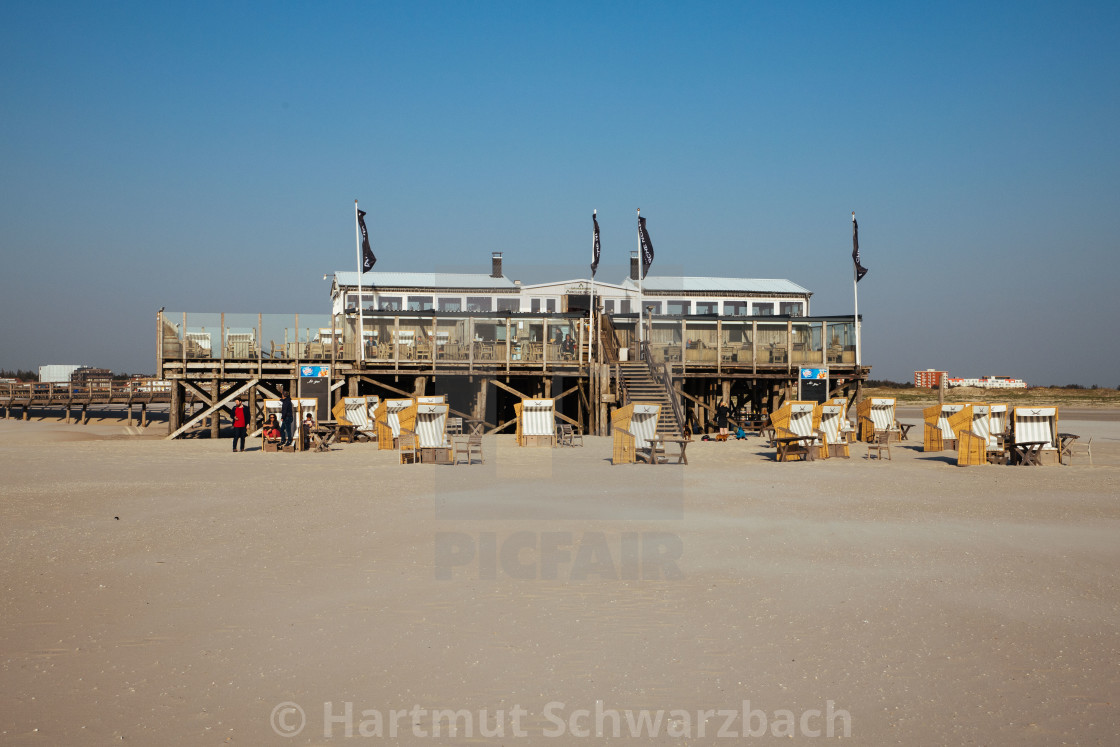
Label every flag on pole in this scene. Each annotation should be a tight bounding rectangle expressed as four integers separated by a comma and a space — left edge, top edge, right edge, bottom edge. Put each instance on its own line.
851, 211, 868, 282
638, 214, 654, 278
358, 209, 376, 272
591, 211, 600, 276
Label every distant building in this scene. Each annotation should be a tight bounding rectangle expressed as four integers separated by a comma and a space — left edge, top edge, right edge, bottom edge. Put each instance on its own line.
947, 375, 1027, 389
914, 369, 947, 388
39, 364, 83, 383
71, 367, 113, 390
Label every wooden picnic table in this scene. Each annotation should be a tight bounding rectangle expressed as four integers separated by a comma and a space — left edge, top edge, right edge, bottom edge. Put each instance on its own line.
301, 423, 339, 452
897, 422, 916, 441
637, 438, 666, 464
1057, 433, 1079, 465
657, 436, 690, 465
775, 435, 816, 462
1010, 440, 1049, 466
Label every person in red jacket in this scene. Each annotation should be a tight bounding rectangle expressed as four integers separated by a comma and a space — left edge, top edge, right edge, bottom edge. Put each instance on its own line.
231, 397, 249, 452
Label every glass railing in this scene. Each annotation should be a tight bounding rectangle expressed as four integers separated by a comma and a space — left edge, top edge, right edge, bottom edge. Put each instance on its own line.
159, 311, 859, 368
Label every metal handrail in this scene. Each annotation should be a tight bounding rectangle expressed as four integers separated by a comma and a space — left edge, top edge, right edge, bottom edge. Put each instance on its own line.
640, 341, 688, 438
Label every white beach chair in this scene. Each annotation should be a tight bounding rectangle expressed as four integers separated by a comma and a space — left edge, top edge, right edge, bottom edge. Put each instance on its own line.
515, 398, 556, 447
923, 403, 968, 452
816, 404, 849, 458
772, 401, 819, 461
1011, 407, 1059, 465
376, 398, 415, 450
414, 403, 451, 462
857, 398, 899, 443
956, 404, 991, 466
611, 403, 661, 464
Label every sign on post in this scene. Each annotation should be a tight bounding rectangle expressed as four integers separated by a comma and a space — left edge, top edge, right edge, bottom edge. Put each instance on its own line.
299, 365, 330, 418
799, 367, 828, 404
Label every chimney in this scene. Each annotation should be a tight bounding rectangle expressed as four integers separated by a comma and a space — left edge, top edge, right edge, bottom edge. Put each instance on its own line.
630, 251, 640, 281
491, 252, 503, 278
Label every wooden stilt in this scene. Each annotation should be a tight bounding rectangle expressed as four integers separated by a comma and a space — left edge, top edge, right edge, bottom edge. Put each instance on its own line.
169, 381, 181, 434
210, 379, 220, 439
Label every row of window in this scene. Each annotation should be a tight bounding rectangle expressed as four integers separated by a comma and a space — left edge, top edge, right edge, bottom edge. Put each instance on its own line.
604, 300, 802, 316
344, 294, 802, 316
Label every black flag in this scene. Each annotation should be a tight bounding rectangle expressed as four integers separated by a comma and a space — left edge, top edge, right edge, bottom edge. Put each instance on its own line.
852, 212, 868, 282
358, 208, 376, 272
591, 211, 600, 276
638, 213, 654, 278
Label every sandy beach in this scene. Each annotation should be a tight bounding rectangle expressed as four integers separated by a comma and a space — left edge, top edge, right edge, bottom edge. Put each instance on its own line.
1, 417, 1118, 745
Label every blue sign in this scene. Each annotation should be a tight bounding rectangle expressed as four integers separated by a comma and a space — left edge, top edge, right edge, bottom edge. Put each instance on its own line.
800, 367, 828, 380
300, 365, 330, 378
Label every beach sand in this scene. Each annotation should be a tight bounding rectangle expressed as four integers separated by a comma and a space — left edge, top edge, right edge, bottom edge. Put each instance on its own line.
1, 417, 1118, 744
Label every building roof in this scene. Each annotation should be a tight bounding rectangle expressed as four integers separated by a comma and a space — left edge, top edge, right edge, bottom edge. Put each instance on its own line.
333, 271, 517, 290
518, 278, 629, 291
618, 276, 812, 295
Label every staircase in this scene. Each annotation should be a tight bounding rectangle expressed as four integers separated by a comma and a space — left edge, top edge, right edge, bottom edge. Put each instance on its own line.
618, 361, 684, 438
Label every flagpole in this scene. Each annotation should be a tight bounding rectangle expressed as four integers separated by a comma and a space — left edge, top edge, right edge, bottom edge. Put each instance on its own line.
636, 208, 643, 347
588, 209, 596, 368
355, 200, 365, 363
852, 211, 861, 370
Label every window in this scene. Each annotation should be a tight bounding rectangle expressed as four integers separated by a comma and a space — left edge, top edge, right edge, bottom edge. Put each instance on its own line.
545, 298, 556, 312
379, 296, 402, 311
644, 302, 662, 315
466, 297, 492, 312
438, 297, 462, 312
780, 301, 803, 316
724, 301, 748, 316
345, 293, 375, 310
530, 298, 541, 313
603, 299, 615, 313
667, 300, 690, 315
407, 295, 433, 311
695, 301, 717, 315
620, 300, 631, 314
497, 298, 520, 312
752, 302, 774, 316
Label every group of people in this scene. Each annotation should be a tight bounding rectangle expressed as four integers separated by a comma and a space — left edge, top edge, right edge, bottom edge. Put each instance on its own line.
688, 400, 755, 441
552, 330, 577, 359
233, 391, 314, 452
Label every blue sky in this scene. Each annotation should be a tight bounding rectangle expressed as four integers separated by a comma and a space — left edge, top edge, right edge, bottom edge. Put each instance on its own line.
2, 1, 1118, 385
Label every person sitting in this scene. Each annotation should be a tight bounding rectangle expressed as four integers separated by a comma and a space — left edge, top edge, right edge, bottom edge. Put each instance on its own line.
561, 334, 576, 359
263, 414, 282, 442
300, 413, 316, 450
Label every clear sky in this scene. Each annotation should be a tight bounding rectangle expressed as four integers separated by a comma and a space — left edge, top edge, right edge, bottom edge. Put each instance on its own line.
2, 1, 1118, 385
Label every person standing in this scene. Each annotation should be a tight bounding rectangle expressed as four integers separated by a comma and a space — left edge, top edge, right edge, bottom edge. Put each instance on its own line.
231, 397, 248, 452
716, 400, 730, 441
280, 391, 294, 447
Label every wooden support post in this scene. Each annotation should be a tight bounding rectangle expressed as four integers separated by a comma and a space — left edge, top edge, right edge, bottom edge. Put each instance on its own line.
170, 381, 181, 434
716, 319, 722, 375
81, 404, 88, 425
752, 321, 758, 375
210, 379, 220, 439
64, 403, 71, 424
127, 403, 134, 426
600, 364, 610, 437
413, 376, 427, 397
473, 378, 489, 423
140, 403, 148, 428
247, 386, 256, 430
